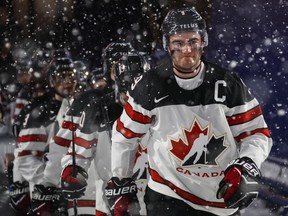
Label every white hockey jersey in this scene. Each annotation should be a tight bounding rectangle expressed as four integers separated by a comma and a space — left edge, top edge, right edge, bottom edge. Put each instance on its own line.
43, 89, 103, 187
61, 91, 122, 215
43, 89, 105, 215
13, 93, 61, 191
111, 60, 272, 215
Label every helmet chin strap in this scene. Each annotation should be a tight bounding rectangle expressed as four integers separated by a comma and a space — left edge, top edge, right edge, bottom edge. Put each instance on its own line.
173, 62, 201, 75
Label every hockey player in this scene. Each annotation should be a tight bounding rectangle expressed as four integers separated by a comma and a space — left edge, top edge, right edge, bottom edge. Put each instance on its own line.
10, 57, 78, 216
40, 43, 135, 216
106, 7, 272, 216
60, 51, 150, 216
11, 60, 32, 124
12, 53, 52, 137
11, 48, 52, 126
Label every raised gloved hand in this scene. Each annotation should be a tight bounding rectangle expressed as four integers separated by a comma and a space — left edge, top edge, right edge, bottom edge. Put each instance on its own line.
105, 177, 140, 216
217, 157, 261, 209
30, 184, 68, 216
60, 165, 88, 199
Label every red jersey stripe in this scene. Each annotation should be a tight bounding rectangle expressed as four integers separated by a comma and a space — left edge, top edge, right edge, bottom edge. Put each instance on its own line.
62, 120, 78, 131
116, 118, 144, 139
234, 128, 271, 143
74, 136, 97, 149
17, 134, 47, 143
149, 168, 226, 208
125, 101, 153, 124
67, 200, 95, 208
226, 105, 262, 126
15, 103, 25, 109
53, 136, 71, 147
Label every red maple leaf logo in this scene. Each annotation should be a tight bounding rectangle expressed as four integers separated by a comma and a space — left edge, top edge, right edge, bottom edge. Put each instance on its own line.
169, 120, 208, 161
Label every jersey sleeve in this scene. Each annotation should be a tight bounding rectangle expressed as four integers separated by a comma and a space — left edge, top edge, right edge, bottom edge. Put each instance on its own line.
111, 91, 154, 178
225, 73, 272, 167
43, 100, 79, 186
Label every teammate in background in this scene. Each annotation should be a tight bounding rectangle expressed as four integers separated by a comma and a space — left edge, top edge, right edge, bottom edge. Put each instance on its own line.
12, 53, 52, 137
11, 48, 53, 126
60, 51, 150, 216
10, 57, 78, 216
11, 60, 32, 124
41, 43, 135, 216
107, 7, 272, 216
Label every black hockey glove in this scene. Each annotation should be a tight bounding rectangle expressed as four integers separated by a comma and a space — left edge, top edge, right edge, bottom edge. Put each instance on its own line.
105, 177, 140, 216
9, 181, 31, 215
60, 165, 88, 199
30, 184, 68, 216
216, 157, 261, 209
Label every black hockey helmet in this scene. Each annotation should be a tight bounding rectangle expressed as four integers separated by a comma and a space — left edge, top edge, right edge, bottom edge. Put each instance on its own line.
29, 48, 53, 74
102, 42, 135, 77
48, 57, 78, 87
114, 52, 150, 93
31, 49, 53, 70
28, 53, 50, 94
89, 67, 105, 83
87, 67, 109, 91
12, 47, 32, 74
73, 60, 90, 89
161, 7, 208, 50
14, 58, 32, 74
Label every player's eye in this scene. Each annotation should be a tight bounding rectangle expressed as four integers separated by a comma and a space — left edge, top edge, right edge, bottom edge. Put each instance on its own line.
172, 41, 183, 48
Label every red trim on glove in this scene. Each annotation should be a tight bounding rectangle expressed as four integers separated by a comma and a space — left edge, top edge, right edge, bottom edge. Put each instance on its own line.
222, 167, 242, 201
62, 166, 83, 184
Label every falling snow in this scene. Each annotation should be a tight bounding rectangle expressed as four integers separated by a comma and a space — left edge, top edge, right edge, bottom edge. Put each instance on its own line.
0, 0, 287, 215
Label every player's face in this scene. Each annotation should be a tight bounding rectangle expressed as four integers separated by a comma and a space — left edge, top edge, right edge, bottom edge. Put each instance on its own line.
168, 32, 203, 75
54, 71, 77, 97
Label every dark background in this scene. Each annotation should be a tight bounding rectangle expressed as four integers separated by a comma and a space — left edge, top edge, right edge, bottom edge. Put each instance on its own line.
0, 0, 287, 158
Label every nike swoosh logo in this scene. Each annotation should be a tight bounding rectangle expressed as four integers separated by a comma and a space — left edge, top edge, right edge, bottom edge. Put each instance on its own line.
49, 116, 56, 121
100, 123, 106, 128
154, 95, 169, 103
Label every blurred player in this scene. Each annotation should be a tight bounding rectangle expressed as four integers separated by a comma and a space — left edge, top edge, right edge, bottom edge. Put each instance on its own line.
10, 57, 78, 216
60, 51, 150, 216
41, 43, 135, 216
